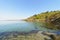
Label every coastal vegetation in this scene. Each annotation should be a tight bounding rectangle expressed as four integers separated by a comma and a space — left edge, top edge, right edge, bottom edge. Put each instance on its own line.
25, 10, 60, 30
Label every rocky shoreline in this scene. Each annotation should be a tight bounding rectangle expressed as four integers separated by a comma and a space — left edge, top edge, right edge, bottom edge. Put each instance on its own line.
25, 11, 60, 30
0, 31, 60, 40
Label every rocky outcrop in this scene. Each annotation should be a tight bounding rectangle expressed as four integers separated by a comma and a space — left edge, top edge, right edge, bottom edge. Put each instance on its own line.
41, 31, 60, 40
48, 13, 60, 24
45, 13, 60, 30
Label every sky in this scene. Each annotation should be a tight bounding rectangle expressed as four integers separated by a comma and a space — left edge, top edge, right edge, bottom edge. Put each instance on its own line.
0, 0, 60, 20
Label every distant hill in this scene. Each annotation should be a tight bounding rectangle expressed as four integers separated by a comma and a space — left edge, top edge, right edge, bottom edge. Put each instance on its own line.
25, 10, 60, 30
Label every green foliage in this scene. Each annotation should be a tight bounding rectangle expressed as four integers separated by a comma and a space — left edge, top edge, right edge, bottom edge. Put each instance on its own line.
26, 10, 60, 21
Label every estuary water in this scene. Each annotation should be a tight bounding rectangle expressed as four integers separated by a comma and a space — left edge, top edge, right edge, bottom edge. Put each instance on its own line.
0, 21, 56, 33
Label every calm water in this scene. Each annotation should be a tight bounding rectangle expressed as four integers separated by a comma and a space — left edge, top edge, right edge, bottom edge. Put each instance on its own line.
0, 21, 56, 33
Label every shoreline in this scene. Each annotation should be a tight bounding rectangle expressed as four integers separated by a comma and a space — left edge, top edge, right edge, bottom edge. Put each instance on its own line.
0, 30, 60, 40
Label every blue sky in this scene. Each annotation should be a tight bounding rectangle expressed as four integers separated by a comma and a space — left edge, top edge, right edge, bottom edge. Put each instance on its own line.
0, 0, 60, 20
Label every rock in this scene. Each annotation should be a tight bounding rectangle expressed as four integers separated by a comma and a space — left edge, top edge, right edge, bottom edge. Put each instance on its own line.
35, 31, 52, 40
41, 31, 60, 40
